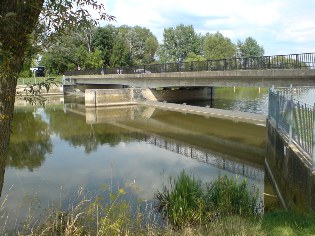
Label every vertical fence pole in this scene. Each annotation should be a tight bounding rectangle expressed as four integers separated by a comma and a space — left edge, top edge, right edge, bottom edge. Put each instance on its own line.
313, 103, 315, 171
276, 91, 280, 129
289, 84, 293, 144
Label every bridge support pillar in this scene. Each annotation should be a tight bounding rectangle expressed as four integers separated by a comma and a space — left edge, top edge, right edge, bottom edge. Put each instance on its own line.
85, 89, 137, 107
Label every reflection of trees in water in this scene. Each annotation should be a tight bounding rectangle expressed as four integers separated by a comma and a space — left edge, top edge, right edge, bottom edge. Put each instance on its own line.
45, 109, 142, 153
7, 112, 52, 171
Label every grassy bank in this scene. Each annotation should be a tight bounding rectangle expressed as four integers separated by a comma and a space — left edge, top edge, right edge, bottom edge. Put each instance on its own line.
1, 173, 314, 235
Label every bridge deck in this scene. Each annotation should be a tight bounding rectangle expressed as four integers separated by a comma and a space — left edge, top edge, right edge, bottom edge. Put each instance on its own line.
142, 101, 266, 126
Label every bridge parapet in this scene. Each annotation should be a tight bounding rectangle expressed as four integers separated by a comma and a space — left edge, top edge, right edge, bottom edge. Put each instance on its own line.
65, 52, 315, 76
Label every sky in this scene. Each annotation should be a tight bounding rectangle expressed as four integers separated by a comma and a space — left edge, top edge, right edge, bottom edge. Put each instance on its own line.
101, 0, 315, 56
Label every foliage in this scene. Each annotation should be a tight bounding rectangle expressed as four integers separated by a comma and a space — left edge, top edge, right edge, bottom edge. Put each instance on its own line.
92, 25, 117, 66
205, 175, 260, 217
202, 31, 237, 60
109, 34, 132, 67
119, 25, 159, 65
40, 29, 104, 74
159, 24, 201, 63
184, 52, 205, 62
237, 37, 264, 58
155, 172, 261, 230
155, 171, 206, 229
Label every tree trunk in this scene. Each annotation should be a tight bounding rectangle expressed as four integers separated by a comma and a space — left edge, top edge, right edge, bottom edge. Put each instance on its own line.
0, 60, 18, 197
0, 0, 44, 197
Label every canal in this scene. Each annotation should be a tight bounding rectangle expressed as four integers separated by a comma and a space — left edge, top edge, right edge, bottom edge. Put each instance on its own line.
0, 87, 277, 230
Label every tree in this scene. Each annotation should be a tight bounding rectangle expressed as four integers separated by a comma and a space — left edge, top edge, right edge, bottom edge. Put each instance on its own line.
0, 0, 114, 196
143, 36, 159, 64
118, 25, 158, 65
159, 24, 201, 62
202, 32, 236, 60
92, 25, 117, 66
237, 37, 264, 58
109, 35, 132, 67
184, 52, 205, 62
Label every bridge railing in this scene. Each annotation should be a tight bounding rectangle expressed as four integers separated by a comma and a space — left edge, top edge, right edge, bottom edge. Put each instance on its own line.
269, 86, 315, 169
65, 52, 315, 76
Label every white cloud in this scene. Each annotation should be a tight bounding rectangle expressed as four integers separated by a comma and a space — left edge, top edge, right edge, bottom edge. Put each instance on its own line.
100, 0, 315, 55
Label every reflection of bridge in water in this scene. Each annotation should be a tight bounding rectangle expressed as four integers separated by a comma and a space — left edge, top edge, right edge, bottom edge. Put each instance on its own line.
64, 103, 264, 181
144, 135, 264, 181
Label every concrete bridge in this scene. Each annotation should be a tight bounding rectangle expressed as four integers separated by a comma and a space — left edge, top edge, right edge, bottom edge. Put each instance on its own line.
65, 52, 315, 88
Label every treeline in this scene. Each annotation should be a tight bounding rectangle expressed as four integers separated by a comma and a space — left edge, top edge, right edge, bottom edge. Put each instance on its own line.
36, 24, 264, 75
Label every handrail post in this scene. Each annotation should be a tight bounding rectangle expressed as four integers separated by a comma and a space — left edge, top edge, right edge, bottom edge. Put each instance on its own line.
276, 91, 280, 129
313, 103, 315, 171
289, 84, 293, 144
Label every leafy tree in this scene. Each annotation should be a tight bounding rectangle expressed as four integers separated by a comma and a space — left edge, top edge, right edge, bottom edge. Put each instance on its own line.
184, 52, 205, 62
0, 0, 114, 196
159, 24, 201, 62
41, 28, 106, 74
110, 35, 132, 67
143, 36, 159, 64
237, 37, 264, 58
202, 32, 236, 60
118, 25, 158, 65
92, 25, 117, 66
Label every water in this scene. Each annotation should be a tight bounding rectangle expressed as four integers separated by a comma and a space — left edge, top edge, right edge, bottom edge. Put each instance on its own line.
186, 87, 269, 114
0, 88, 277, 230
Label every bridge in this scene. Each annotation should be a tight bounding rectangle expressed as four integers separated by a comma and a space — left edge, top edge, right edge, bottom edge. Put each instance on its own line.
65, 52, 315, 88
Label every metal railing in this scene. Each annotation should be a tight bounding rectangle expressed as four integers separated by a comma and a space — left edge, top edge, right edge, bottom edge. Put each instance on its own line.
269, 86, 315, 168
65, 52, 315, 76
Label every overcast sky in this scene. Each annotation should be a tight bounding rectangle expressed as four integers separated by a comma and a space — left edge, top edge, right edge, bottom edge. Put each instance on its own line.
101, 0, 315, 56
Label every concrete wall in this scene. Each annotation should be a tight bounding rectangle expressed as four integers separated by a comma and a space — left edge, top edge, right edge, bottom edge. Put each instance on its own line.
85, 87, 214, 107
266, 119, 315, 212
144, 87, 213, 102
85, 89, 137, 107
71, 69, 315, 88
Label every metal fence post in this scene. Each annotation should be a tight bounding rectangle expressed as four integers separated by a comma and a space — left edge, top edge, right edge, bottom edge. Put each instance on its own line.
289, 84, 293, 144
276, 91, 280, 129
313, 103, 315, 171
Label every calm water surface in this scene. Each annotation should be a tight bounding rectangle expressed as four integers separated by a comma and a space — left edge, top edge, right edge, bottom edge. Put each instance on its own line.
1, 88, 276, 229
187, 87, 269, 114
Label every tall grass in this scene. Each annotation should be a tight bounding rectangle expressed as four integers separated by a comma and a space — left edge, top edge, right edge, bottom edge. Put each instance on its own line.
154, 171, 206, 229
154, 171, 261, 230
205, 175, 260, 217
2, 173, 315, 235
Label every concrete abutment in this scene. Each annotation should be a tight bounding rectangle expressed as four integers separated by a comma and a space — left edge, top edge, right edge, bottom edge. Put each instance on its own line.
84, 87, 215, 107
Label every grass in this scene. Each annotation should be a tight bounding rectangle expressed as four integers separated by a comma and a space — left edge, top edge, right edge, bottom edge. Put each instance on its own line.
1, 173, 315, 235
154, 171, 261, 230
